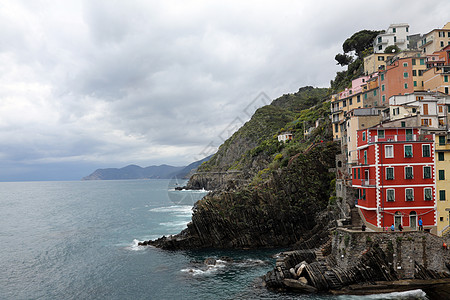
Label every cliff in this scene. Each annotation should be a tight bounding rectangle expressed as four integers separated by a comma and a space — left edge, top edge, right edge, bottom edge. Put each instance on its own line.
147, 141, 339, 249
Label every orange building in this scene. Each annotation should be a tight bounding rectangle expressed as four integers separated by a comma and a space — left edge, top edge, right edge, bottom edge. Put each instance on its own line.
379, 56, 427, 103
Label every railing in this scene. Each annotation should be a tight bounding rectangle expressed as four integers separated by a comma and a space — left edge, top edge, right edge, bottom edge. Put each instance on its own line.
368, 134, 433, 143
394, 38, 406, 44
353, 179, 376, 186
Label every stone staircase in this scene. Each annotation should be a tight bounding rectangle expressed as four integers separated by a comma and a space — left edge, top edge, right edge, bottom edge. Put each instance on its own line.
351, 207, 363, 229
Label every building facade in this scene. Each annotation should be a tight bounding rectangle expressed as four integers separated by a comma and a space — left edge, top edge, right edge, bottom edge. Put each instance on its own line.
352, 127, 436, 233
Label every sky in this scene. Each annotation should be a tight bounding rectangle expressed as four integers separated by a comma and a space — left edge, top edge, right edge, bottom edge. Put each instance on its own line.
0, 0, 449, 181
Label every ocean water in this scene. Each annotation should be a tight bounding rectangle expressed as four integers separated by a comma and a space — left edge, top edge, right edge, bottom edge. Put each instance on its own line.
0, 180, 429, 299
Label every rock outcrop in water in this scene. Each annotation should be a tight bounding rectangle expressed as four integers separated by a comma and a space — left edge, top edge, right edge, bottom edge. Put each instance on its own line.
146, 142, 339, 250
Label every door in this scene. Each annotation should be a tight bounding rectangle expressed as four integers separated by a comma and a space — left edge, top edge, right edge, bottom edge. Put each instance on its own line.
423, 104, 429, 115
394, 212, 402, 229
410, 211, 417, 230
406, 129, 413, 141
364, 170, 369, 185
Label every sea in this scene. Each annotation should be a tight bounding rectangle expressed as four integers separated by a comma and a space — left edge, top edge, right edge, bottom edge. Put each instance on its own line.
0, 179, 430, 299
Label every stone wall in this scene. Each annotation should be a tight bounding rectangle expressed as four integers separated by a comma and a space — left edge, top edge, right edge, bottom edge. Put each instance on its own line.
332, 228, 450, 279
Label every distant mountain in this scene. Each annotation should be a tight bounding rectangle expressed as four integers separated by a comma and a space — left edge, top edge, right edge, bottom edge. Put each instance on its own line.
82, 155, 212, 180
174, 155, 213, 179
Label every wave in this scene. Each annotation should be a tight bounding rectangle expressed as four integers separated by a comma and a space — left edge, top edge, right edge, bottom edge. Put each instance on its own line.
180, 260, 227, 276
159, 220, 190, 228
125, 239, 146, 251
340, 289, 428, 299
149, 205, 193, 214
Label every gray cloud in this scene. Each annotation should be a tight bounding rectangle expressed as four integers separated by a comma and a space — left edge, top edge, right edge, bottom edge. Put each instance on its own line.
0, 0, 449, 180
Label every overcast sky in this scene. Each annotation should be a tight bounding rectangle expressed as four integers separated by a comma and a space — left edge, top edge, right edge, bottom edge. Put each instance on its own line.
1, 0, 449, 181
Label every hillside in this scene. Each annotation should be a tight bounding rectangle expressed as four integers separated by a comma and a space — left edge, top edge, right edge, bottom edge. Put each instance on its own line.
186, 86, 330, 190
145, 86, 342, 249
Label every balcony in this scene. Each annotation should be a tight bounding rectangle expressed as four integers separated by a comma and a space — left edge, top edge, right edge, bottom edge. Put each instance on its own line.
353, 178, 376, 187
394, 38, 406, 44
368, 134, 433, 143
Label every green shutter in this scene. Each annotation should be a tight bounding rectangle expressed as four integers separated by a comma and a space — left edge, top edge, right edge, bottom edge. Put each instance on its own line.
440, 190, 446, 201
424, 167, 431, 179
405, 145, 413, 157
406, 189, 414, 201
387, 190, 395, 201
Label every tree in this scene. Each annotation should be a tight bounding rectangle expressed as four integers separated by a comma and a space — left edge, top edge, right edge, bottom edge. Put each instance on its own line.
342, 30, 384, 59
384, 45, 401, 54
335, 53, 353, 66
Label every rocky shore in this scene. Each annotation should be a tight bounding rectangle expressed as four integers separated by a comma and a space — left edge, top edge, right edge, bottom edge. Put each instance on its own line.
263, 228, 450, 296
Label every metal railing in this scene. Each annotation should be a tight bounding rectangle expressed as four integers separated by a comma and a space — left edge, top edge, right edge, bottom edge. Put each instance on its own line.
368, 134, 433, 143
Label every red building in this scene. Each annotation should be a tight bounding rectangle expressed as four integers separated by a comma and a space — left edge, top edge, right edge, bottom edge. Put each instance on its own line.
352, 127, 436, 232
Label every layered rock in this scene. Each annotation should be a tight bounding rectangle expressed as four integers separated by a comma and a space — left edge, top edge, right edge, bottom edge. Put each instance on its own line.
147, 142, 339, 250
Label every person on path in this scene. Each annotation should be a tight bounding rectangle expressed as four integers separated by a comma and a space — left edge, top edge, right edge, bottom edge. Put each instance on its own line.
398, 223, 403, 231
390, 224, 395, 231
418, 218, 423, 231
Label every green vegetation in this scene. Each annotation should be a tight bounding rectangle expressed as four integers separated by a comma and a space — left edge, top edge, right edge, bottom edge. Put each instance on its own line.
331, 29, 383, 93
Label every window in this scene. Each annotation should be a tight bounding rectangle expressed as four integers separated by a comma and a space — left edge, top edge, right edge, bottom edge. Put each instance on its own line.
378, 37, 382, 43
357, 95, 360, 103
414, 81, 417, 87
422, 144, 431, 157
439, 135, 446, 146
386, 167, 394, 180
412, 70, 417, 76
403, 72, 408, 78
374, 90, 377, 96
412, 59, 416, 65
387, 189, 395, 202
363, 150, 367, 165
404, 83, 408, 89
439, 170, 445, 180
438, 152, 445, 161
393, 28, 396, 33
379, 45, 383, 51
381, 84, 385, 91
420, 59, 425, 65
441, 41, 445, 48
439, 106, 443, 113
362, 132, 366, 141
440, 190, 446, 201
405, 166, 413, 179
349, 98, 353, 105
441, 217, 444, 222
446, 87, 449, 94
401, 121, 406, 127
378, 130, 385, 139
424, 188, 432, 201
385, 145, 393, 158
381, 74, 385, 81
403, 62, 408, 67
364, 93, 367, 100
358, 168, 360, 179
406, 188, 414, 201
404, 145, 413, 157
423, 166, 431, 179
343, 100, 346, 107
362, 189, 366, 200
382, 95, 386, 102
378, 56, 384, 61
445, 75, 448, 83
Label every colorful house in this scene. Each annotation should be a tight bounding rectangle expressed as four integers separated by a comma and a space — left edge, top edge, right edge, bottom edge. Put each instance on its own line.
352, 127, 436, 233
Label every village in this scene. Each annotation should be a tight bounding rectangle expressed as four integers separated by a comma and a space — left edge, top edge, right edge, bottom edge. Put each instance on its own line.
332, 22, 450, 236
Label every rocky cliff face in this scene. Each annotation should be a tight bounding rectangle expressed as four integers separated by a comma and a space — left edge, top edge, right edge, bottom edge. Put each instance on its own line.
147, 142, 339, 250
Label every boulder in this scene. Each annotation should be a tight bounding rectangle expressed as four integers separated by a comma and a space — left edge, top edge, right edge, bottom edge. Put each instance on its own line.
282, 279, 318, 293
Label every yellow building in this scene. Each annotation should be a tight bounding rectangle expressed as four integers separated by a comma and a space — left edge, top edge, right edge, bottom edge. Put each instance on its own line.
423, 66, 450, 95
436, 134, 450, 236
363, 53, 393, 75
419, 22, 450, 54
